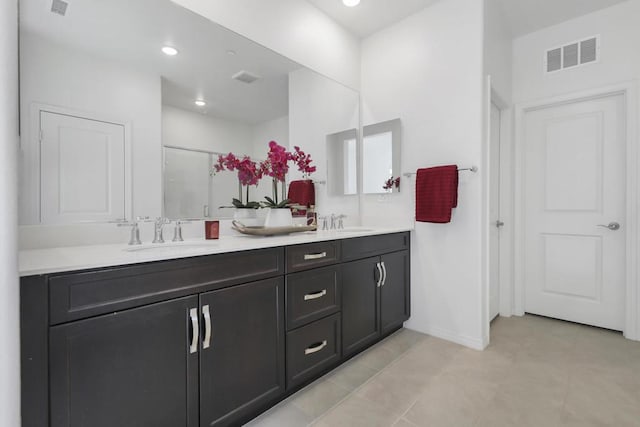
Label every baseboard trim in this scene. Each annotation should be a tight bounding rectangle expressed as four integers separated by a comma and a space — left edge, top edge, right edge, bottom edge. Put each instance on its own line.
407, 325, 486, 350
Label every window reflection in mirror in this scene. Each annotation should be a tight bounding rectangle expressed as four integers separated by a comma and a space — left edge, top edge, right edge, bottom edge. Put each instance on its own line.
327, 129, 358, 196
362, 119, 401, 194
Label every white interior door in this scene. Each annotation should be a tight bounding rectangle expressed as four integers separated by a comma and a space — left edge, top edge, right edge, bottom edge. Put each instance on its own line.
489, 102, 501, 321
40, 111, 126, 224
523, 94, 626, 330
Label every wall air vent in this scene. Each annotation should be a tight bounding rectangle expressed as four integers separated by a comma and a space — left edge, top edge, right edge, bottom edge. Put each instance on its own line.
51, 0, 68, 16
231, 71, 261, 84
545, 36, 599, 74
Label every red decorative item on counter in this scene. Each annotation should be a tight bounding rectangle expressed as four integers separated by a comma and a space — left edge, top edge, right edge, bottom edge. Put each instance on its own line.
205, 221, 220, 239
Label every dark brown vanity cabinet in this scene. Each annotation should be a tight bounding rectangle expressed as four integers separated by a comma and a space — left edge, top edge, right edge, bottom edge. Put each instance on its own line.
285, 242, 343, 389
49, 296, 200, 427
199, 278, 285, 427
22, 248, 286, 427
21, 233, 411, 427
342, 234, 410, 358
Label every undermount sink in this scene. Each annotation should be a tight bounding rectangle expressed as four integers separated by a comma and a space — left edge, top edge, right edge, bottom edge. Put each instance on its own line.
124, 241, 219, 253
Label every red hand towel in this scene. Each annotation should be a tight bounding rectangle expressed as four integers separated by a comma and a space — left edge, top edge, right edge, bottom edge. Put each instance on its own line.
287, 180, 315, 207
415, 165, 458, 223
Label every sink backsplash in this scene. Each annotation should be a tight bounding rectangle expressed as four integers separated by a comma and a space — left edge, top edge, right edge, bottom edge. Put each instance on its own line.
18, 220, 243, 250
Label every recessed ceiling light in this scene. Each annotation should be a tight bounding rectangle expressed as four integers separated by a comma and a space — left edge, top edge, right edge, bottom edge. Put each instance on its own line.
343, 0, 360, 7
194, 100, 207, 107
226, 50, 237, 56
161, 46, 179, 56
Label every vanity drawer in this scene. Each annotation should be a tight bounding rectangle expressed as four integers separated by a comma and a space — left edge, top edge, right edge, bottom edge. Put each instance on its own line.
286, 241, 340, 273
286, 265, 341, 330
286, 313, 341, 389
48, 248, 284, 325
341, 232, 409, 262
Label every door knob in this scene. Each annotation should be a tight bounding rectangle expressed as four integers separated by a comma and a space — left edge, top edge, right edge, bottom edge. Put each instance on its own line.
495, 220, 505, 228
597, 222, 621, 231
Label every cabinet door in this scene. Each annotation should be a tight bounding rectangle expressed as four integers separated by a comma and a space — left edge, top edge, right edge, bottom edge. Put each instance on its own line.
380, 251, 410, 335
342, 257, 380, 357
49, 296, 199, 427
199, 277, 285, 427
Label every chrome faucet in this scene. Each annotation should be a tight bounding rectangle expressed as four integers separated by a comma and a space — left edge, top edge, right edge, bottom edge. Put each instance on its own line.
172, 219, 191, 242
153, 217, 171, 243
117, 216, 148, 245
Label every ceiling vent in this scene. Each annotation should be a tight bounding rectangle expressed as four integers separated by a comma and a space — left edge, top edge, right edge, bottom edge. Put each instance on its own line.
232, 71, 261, 84
545, 36, 599, 74
51, 0, 68, 16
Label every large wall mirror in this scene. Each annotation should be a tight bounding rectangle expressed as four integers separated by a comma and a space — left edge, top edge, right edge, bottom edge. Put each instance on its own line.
18, 0, 359, 225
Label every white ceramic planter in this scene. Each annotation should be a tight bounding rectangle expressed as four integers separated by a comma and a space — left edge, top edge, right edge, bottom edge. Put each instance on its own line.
264, 208, 293, 228
233, 208, 263, 227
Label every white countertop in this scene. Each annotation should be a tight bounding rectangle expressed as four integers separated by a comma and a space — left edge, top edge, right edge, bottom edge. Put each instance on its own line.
19, 227, 412, 276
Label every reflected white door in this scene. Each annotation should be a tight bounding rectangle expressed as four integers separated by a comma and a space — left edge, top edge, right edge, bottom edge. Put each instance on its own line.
523, 94, 625, 330
40, 111, 126, 224
489, 102, 501, 320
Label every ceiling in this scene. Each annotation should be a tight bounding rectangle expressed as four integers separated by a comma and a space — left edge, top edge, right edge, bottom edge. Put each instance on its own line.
307, 0, 440, 38
495, 0, 629, 37
494, 0, 626, 37
20, 0, 301, 124
308, 0, 629, 39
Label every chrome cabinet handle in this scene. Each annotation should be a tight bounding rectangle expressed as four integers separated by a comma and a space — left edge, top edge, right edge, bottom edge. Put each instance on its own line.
304, 340, 328, 355
381, 261, 387, 287
202, 305, 212, 349
304, 252, 327, 260
376, 262, 383, 287
189, 308, 199, 354
304, 290, 327, 301
597, 222, 620, 231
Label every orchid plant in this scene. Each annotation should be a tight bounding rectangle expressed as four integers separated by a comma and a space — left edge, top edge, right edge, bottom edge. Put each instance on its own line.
259, 141, 317, 208
213, 153, 262, 209
383, 176, 401, 192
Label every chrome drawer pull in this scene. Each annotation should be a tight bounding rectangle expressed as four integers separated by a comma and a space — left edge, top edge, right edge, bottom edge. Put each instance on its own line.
381, 261, 387, 287
376, 262, 383, 287
304, 340, 328, 355
202, 305, 212, 349
189, 308, 199, 354
304, 252, 327, 260
304, 290, 327, 301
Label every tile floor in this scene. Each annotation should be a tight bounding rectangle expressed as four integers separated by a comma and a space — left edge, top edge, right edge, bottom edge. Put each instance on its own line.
246, 314, 640, 427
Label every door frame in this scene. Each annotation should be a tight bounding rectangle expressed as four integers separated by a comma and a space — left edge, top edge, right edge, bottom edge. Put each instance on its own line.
25, 103, 133, 224
483, 76, 513, 347
513, 82, 639, 340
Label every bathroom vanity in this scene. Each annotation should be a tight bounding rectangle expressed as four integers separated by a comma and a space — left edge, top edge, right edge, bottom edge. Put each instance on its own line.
20, 230, 411, 427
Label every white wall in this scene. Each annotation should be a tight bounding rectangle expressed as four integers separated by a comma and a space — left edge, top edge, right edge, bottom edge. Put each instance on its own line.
513, 0, 640, 103
289, 68, 360, 223
162, 105, 254, 154
170, 0, 361, 90
20, 33, 162, 224
361, 0, 487, 349
0, 0, 21, 424
251, 115, 289, 158
484, 0, 513, 103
